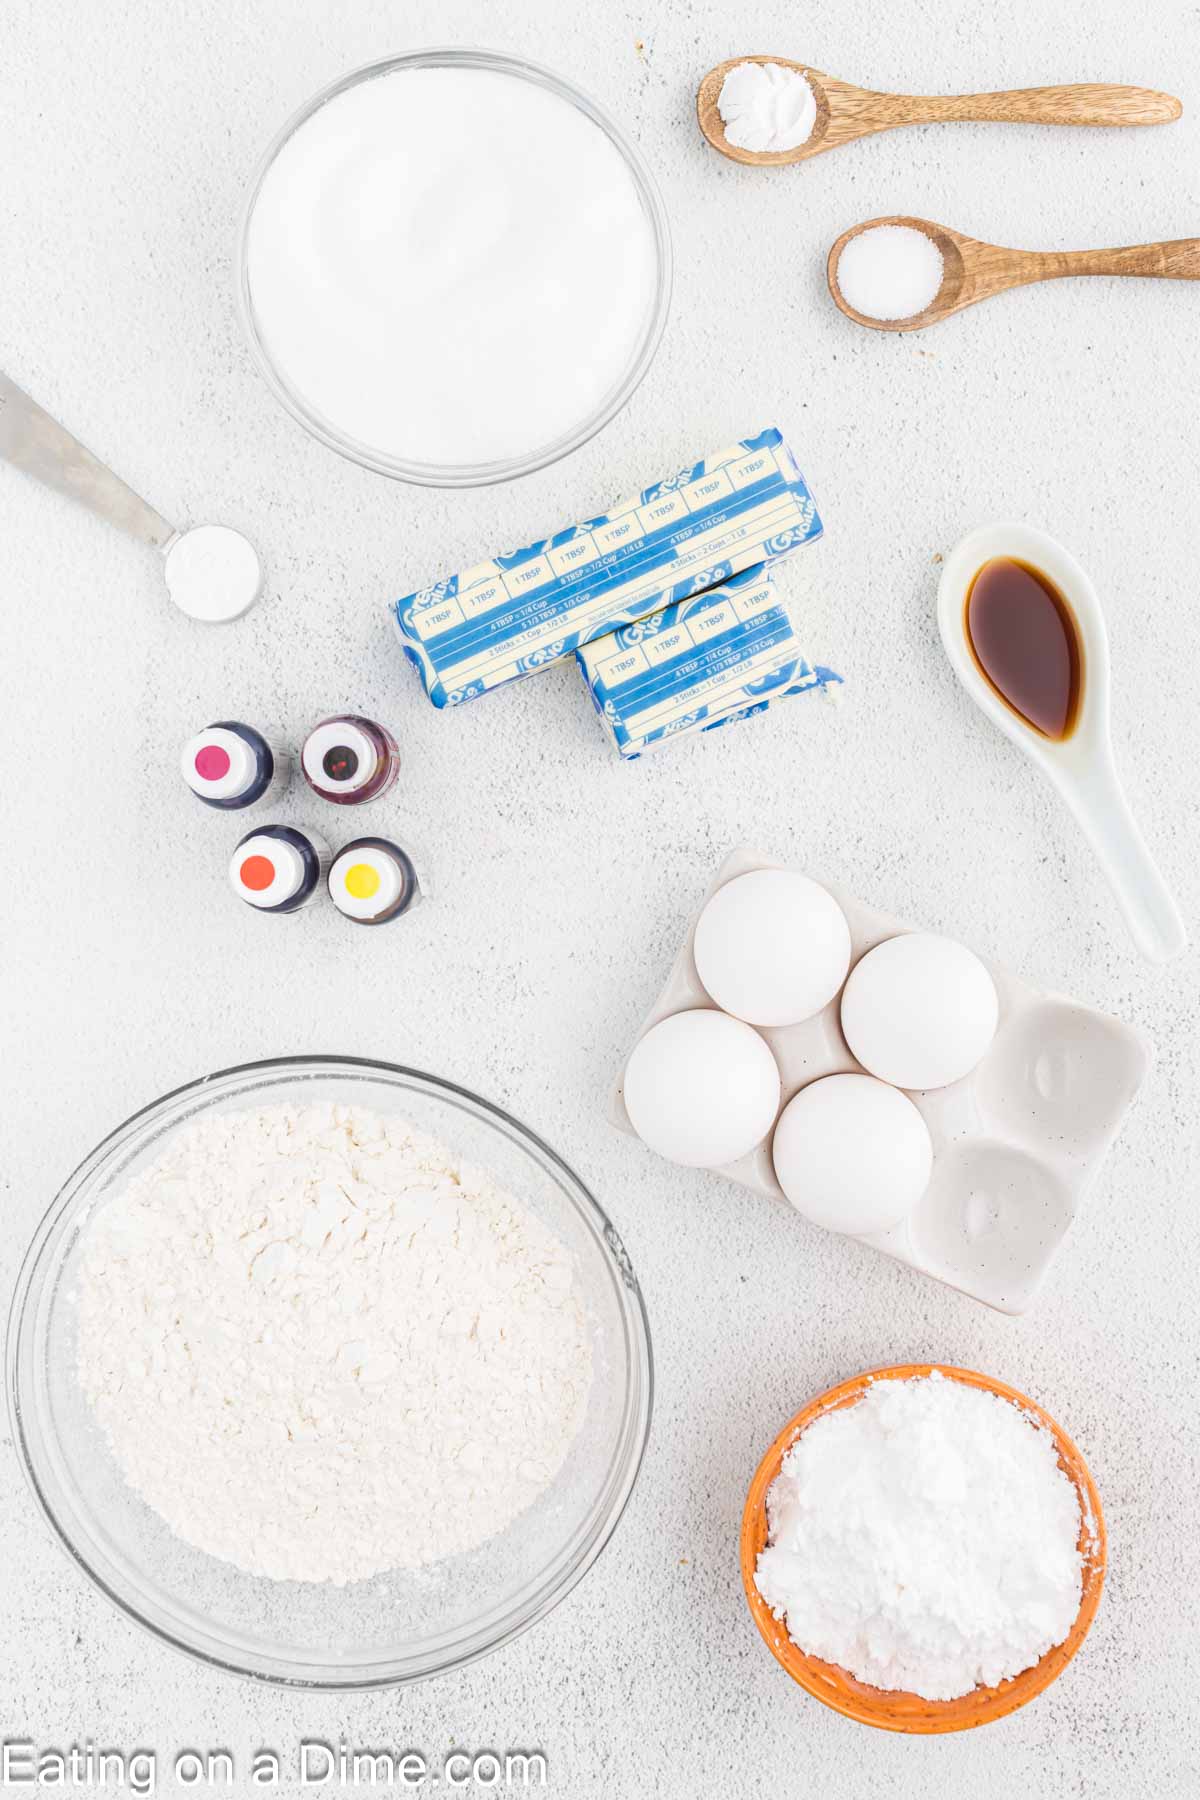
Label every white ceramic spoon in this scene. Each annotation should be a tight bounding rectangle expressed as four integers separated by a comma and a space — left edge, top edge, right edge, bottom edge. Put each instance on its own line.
938, 523, 1186, 963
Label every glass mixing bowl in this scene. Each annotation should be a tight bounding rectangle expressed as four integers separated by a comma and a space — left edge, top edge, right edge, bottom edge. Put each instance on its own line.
7, 1057, 652, 1688
235, 48, 673, 487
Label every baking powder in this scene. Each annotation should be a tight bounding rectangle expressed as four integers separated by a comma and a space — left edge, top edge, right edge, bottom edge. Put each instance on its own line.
77, 1104, 592, 1584
754, 1372, 1086, 1699
163, 525, 262, 623
717, 63, 817, 153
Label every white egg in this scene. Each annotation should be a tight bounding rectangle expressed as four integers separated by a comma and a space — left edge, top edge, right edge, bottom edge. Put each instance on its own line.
693, 870, 852, 1027
772, 1073, 933, 1236
623, 1010, 781, 1168
840, 932, 999, 1090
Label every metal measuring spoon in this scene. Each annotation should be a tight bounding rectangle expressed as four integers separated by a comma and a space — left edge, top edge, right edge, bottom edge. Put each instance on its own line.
0, 371, 261, 622
696, 59, 1180, 167
938, 523, 1186, 964
827, 214, 1200, 333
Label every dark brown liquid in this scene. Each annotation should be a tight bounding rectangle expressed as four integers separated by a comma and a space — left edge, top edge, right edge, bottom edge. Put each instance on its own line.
964, 558, 1082, 741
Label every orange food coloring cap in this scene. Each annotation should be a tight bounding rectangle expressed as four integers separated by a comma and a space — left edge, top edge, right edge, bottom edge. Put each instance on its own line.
239, 854, 276, 892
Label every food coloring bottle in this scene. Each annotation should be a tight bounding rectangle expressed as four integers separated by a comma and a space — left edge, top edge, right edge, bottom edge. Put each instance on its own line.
301, 715, 399, 805
328, 838, 423, 925
181, 721, 289, 810
229, 825, 331, 914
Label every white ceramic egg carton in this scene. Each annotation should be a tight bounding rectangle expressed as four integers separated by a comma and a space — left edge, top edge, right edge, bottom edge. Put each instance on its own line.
612, 848, 1150, 1313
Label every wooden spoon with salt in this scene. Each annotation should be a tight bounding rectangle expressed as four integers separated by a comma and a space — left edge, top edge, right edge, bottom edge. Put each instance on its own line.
827, 214, 1200, 333
697, 57, 1181, 166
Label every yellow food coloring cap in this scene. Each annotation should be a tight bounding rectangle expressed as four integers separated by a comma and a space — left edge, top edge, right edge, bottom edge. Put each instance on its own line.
328, 839, 418, 924
344, 862, 381, 900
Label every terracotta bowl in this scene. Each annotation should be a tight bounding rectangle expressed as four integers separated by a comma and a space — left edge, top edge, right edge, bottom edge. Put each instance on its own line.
740, 1363, 1106, 1733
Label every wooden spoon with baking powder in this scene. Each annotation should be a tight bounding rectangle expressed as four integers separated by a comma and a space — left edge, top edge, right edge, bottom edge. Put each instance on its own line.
697, 58, 1181, 165
827, 214, 1200, 332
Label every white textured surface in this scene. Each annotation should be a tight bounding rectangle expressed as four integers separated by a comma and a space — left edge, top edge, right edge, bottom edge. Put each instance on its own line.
1, 0, 1198, 1792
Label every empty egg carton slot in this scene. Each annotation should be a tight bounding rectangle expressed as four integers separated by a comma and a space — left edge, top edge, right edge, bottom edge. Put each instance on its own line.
611, 848, 1149, 1313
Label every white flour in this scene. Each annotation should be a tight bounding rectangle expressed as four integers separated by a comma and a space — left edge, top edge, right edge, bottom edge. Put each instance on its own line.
77, 1104, 592, 1585
754, 1372, 1086, 1700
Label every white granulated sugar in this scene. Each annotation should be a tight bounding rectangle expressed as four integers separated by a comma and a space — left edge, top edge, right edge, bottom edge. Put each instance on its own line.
754, 1373, 1085, 1700
717, 63, 817, 154
836, 224, 945, 322
77, 1104, 592, 1585
244, 65, 658, 468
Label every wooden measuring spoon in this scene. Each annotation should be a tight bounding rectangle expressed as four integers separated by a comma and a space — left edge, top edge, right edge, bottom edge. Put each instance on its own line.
827, 215, 1200, 331
697, 57, 1181, 166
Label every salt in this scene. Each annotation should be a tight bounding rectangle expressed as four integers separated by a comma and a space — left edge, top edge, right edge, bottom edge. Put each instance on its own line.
717, 63, 816, 154
244, 64, 658, 470
836, 224, 945, 321
754, 1372, 1086, 1701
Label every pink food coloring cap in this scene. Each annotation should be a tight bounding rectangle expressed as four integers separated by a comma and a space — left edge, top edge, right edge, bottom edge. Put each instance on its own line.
194, 744, 232, 782
180, 726, 258, 801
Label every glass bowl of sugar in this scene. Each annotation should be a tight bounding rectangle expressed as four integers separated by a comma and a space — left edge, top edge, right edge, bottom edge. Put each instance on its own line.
236, 48, 673, 487
7, 1056, 652, 1687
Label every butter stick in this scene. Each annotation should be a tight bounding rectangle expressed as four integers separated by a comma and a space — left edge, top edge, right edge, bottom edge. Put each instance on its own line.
392, 427, 822, 708
577, 566, 842, 759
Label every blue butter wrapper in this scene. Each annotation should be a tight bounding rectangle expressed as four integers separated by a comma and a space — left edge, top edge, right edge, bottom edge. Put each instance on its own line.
392, 427, 823, 708
577, 565, 842, 760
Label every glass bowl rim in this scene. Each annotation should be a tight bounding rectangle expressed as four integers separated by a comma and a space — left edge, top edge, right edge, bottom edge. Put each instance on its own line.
6, 1054, 654, 1689
234, 46, 674, 489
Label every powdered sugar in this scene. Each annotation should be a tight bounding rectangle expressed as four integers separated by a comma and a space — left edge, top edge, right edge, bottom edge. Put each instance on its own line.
76, 1104, 592, 1585
754, 1372, 1085, 1700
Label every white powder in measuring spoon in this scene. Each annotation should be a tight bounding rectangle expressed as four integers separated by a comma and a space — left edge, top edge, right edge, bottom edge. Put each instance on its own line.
754, 1372, 1086, 1700
77, 1104, 592, 1584
244, 65, 658, 470
717, 63, 817, 153
163, 524, 262, 622
836, 224, 945, 321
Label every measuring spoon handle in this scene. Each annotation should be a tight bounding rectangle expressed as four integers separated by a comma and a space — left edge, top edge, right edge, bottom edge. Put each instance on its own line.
0, 371, 176, 549
1060, 752, 1187, 963
1044, 239, 1200, 281
899, 83, 1182, 128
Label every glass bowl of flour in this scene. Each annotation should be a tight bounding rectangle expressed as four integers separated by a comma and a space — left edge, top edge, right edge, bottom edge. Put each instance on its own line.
8, 1057, 652, 1687
236, 49, 672, 487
